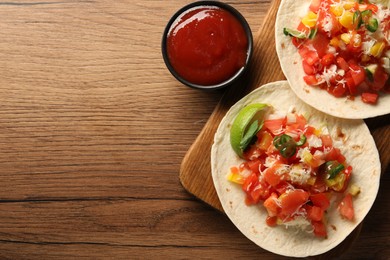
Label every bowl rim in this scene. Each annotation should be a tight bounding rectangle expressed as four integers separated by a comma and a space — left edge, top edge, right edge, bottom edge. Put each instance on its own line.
161, 0, 253, 90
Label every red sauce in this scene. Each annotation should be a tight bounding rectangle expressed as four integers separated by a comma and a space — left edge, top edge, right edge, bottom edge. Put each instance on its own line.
166, 6, 249, 86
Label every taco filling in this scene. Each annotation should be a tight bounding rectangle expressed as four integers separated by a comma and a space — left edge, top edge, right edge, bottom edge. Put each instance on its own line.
227, 105, 359, 238
211, 81, 380, 257
283, 0, 390, 104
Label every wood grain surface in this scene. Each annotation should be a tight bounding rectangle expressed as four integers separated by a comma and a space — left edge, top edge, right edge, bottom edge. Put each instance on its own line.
0, 0, 388, 259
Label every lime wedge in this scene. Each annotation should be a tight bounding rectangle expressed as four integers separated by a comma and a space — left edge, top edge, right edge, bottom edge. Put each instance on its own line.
230, 103, 269, 158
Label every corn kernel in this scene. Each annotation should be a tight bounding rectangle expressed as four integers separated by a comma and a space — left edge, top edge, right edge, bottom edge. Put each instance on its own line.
349, 184, 361, 196
339, 11, 354, 30
330, 5, 344, 16
226, 171, 245, 184
370, 42, 385, 57
302, 11, 318, 28
343, 2, 355, 10
307, 176, 316, 186
314, 128, 322, 136
330, 37, 340, 48
340, 33, 351, 44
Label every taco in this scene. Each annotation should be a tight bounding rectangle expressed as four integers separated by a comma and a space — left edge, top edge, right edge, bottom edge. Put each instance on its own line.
275, 0, 390, 119
211, 81, 380, 257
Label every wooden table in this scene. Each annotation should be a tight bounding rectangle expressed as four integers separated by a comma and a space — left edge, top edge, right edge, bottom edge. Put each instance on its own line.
0, 0, 388, 259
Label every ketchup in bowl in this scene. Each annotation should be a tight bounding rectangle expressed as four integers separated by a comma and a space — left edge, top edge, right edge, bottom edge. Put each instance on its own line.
162, 2, 252, 90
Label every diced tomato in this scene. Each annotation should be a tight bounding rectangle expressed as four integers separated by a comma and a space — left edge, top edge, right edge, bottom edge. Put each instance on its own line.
243, 146, 261, 161
367, 66, 389, 91
336, 57, 350, 71
266, 216, 278, 227
345, 72, 358, 96
309, 0, 321, 13
339, 165, 353, 192
230, 166, 239, 174
325, 147, 346, 163
304, 125, 316, 137
250, 182, 271, 203
366, 4, 378, 13
264, 193, 280, 216
292, 37, 305, 48
279, 189, 309, 216
243, 172, 259, 204
310, 32, 330, 57
361, 92, 379, 104
242, 172, 258, 193
295, 114, 307, 129
298, 46, 310, 58
304, 75, 319, 85
349, 63, 366, 87
308, 153, 326, 168
303, 50, 320, 66
311, 220, 327, 237
320, 135, 333, 148
332, 82, 347, 97
344, 165, 353, 178
274, 181, 290, 195
263, 167, 282, 187
307, 205, 324, 222
264, 118, 285, 135
310, 193, 330, 210
338, 193, 355, 220
302, 60, 317, 75
321, 53, 335, 67
329, 73, 343, 85
286, 114, 307, 133
247, 160, 261, 174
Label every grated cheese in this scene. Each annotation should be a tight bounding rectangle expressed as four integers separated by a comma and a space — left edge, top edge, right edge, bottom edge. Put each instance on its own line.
275, 164, 291, 176
320, 64, 338, 85
264, 157, 278, 168
282, 216, 312, 233
307, 135, 323, 148
321, 14, 334, 37
297, 147, 311, 160
289, 164, 311, 185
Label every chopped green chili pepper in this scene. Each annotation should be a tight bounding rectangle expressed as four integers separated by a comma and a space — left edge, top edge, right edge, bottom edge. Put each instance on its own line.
365, 68, 374, 82
308, 28, 318, 40
353, 11, 363, 29
366, 18, 378, 32
273, 134, 297, 158
283, 28, 306, 39
273, 134, 292, 149
296, 135, 307, 146
280, 145, 296, 158
361, 9, 372, 19
325, 161, 345, 179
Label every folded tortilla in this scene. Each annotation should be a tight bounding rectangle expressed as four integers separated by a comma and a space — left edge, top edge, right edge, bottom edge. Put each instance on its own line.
211, 81, 380, 257
275, 0, 390, 119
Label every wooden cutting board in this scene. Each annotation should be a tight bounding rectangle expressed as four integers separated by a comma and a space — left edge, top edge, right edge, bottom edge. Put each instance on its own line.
180, 0, 389, 257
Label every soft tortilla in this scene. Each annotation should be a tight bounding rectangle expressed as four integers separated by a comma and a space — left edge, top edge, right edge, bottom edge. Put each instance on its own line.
275, 0, 390, 119
211, 81, 380, 257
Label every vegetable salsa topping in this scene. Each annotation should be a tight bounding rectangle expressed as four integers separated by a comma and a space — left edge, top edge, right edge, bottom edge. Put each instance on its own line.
228, 105, 359, 238
284, 0, 390, 104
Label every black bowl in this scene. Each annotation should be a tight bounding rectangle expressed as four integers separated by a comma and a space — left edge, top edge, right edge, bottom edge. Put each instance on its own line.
161, 1, 253, 90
